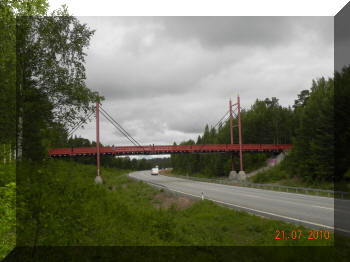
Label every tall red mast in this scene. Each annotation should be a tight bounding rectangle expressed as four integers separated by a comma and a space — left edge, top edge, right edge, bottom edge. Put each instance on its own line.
237, 96, 243, 171
229, 99, 235, 171
96, 101, 100, 177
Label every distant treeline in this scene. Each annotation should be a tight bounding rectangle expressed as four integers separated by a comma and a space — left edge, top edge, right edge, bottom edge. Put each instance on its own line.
172, 66, 350, 183
62, 136, 172, 170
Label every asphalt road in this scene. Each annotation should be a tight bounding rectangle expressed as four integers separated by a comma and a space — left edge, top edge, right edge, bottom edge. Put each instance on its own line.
128, 171, 350, 235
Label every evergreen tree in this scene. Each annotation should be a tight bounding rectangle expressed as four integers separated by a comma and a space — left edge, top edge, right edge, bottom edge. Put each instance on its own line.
335, 66, 350, 180
289, 77, 334, 182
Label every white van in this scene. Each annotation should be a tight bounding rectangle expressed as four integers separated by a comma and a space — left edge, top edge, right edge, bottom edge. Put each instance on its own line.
151, 165, 159, 175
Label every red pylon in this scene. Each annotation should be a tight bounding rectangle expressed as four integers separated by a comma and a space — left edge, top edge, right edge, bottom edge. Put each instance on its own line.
238, 96, 243, 171
96, 101, 100, 177
229, 96, 244, 172
229, 99, 235, 171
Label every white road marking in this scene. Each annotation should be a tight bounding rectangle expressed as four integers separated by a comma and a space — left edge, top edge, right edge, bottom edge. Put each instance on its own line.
311, 205, 334, 210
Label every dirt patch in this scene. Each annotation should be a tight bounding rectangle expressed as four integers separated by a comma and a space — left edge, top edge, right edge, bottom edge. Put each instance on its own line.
159, 169, 176, 177
153, 191, 195, 210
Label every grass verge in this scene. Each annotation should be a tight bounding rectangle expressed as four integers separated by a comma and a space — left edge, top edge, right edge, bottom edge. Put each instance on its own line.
15, 160, 341, 247
249, 164, 345, 192
0, 161, 16, 261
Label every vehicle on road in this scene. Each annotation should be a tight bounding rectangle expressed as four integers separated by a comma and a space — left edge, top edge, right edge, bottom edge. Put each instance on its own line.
151, 165, 159, 175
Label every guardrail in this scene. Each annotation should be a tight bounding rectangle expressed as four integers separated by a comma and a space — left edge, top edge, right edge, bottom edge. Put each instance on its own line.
172, 175, 349, 199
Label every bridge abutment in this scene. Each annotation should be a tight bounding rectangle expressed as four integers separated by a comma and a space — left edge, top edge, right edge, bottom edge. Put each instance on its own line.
94, 175, 104, 184
238, 170, 246, 181
228, 170, 246, 181
228, 170, 238, 180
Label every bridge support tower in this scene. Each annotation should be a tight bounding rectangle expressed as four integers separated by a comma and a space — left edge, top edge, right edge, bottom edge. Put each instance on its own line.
94, 101, 104, 184
228, 96, 246, 181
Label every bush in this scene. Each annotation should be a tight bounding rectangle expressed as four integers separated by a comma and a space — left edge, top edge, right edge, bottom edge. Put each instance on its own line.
251, 163, 288, 183
0, 161, 16, 260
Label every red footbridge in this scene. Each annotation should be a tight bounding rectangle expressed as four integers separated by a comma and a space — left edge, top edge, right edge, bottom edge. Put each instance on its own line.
49, 144, 291, 157
49, 96, 291, 177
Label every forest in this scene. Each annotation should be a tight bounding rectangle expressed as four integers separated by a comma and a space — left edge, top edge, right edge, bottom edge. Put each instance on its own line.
172, 70, 350, 185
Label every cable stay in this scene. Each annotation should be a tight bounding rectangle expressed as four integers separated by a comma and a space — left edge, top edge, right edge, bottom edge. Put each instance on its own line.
212, 110, 230, 130
218, 115, 230, 129
67, 111, 94, 138
99, 110, 140, 147
99, 105, 145, 151
213, 103, 247, 130
99, 106, 143, 147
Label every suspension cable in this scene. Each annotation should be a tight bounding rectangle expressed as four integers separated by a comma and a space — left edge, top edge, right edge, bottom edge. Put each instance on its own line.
67, 111, 94, 138
99, 105, 144, 150
100, 110, 139, 147
217, 115, 230, 129
100, 106, 143, 147
212, 110, 229, 129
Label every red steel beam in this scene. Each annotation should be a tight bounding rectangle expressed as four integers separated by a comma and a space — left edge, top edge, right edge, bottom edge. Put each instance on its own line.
48, 144, 291, 157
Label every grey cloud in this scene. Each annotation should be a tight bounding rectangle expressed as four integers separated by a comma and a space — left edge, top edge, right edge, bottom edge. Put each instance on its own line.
156, 17, 333, 49
74, 16, 333, 147
85, 44, 242, 100
335, 3, 350, 71
159, 17, 291, 48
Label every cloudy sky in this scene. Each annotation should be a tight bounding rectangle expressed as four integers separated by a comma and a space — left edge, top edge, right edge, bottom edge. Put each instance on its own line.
73, 17, 333, 147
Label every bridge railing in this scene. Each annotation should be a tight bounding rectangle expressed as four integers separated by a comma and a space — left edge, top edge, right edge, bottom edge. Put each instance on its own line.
48, 144, 292, 156
172, 175, 349, 199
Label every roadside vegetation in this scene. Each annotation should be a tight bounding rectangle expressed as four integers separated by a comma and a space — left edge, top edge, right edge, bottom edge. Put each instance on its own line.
249, 159, 336, 190
250, 162, 288, 184
17, 160, 337, 247
0, 161, 16, 260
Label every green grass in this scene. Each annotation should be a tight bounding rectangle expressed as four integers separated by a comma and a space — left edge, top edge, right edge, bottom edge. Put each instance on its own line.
0, 161, 16, 261
6, 159, 350, 261
15, 159, 340, 248
249, 163, 288, 183
249, 164, 336, 190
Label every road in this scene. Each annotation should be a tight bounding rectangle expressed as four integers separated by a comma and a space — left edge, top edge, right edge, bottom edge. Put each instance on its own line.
128, 171, 350, 235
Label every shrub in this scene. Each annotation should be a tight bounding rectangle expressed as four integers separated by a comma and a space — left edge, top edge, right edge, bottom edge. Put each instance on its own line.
0, 161, 16, 260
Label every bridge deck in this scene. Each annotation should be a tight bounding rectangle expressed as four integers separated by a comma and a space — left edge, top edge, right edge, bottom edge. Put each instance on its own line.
49, 144, 291, 157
